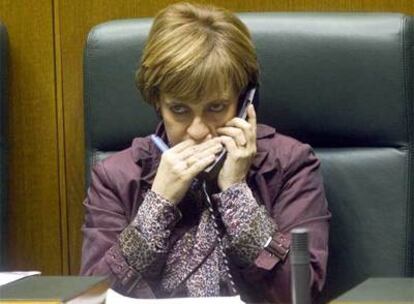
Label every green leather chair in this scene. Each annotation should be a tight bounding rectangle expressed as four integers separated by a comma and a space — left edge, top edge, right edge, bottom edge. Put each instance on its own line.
0, 21, 8, 270
83, 13, 414, 302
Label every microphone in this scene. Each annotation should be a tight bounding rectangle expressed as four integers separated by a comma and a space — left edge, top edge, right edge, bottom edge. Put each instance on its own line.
291, 228, 311, 304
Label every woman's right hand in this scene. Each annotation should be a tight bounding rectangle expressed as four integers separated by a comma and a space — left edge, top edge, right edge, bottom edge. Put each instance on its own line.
151, 137, 223, 204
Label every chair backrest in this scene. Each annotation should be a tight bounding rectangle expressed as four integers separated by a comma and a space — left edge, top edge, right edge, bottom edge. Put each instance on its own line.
84, 13, 414, 302
0, 21, 8, 270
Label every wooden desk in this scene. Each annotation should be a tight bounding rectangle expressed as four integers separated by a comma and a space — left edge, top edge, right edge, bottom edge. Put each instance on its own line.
330, 278, 414, 304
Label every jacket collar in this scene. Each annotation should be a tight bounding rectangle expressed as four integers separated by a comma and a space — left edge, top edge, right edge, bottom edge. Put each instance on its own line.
133, 122, 276, 187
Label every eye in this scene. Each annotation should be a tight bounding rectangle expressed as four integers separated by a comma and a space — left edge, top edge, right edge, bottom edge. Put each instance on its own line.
169, 105, 189, 114
208, 103, 226, 113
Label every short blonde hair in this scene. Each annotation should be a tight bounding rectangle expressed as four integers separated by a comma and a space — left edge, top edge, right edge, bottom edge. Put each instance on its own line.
136, 2, 259, 105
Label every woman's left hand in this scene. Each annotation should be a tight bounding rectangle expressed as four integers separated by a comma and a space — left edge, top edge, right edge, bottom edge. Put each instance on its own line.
216, 104, 257, 191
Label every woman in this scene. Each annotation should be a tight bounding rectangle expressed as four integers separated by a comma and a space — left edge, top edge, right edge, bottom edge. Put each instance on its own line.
80, 2, 330, 303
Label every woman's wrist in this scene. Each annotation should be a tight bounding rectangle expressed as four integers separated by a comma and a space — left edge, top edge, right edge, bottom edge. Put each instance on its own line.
213, 182, 256, 234
218, 178, 247, 192
151, 181, 182, 205
134, 190, 182, 250
213, 182, 277, 265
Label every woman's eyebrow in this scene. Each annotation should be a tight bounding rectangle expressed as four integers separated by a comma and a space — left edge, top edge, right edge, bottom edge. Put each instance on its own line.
165, 100, 185, 105
164, 98, 231, 105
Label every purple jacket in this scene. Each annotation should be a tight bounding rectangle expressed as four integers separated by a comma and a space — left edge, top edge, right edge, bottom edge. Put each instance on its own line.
80, 124, 330, 303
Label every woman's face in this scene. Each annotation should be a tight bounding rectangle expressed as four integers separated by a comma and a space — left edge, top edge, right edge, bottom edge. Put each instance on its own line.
158, 92, 239, 146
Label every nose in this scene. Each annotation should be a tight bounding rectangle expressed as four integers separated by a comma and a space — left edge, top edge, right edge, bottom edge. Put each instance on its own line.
187, 116, 210, 142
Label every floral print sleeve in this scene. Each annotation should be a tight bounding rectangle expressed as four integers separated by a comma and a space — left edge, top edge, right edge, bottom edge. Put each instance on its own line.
119, 190, 182, 273
213, 182, 276, 266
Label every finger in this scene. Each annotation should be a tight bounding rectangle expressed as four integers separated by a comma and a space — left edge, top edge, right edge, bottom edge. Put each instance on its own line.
178, 138, 222, 159
223, 117, 256, 146
218, 135, 238, 154
247, 104, 257, 131
216, 126, 247, 147
160, 149, 186, 169
186, 143, 223, 166
184, 154, 216, 177
171, 138, 196, 153
225, 117, 251, 130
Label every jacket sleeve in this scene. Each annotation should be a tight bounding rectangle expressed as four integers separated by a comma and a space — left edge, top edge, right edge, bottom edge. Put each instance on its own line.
80, 161, 181, 298
213, 182, 276, 266
241, 143, 330, 303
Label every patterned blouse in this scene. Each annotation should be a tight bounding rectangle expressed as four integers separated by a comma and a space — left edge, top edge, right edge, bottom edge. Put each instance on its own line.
119, 182, 275, 297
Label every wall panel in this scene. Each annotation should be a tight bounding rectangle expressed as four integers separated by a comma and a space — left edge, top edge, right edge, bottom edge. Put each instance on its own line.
0, 0, 62, 274
57, 0, 414, 274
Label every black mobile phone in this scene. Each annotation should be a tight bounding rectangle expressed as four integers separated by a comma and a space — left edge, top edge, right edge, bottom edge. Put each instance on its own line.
197, 87, 257, 181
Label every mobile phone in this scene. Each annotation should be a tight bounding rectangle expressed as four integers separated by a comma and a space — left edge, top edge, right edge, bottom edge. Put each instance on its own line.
197, 87, 257, 181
